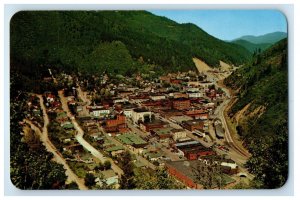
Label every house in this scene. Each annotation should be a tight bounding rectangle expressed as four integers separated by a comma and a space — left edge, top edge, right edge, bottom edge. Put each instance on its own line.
61, 121, 74, 130
106, 145, 125, 156
144, 151, 163, 161
96, 169, 119, 187
182, 119, 204, 132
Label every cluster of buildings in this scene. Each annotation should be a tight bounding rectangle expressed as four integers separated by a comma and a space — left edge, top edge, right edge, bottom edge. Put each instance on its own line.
40, 71, 238, 189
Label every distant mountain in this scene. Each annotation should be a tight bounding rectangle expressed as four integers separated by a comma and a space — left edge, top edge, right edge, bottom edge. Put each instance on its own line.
10, 11, 251, 76
233, 31, 287, 44
232, 39, 271, 53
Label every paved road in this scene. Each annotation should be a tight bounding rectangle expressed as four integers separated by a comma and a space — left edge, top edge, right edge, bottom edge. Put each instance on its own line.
58, 90, 124, 176
25, 95, 87, 190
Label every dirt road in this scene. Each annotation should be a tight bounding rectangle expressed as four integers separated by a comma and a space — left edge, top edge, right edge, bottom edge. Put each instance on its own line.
58, 90, 124, 176
25, 95, 87, 190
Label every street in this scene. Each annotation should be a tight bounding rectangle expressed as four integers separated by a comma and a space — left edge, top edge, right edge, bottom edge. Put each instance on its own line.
58, 90, 124, 176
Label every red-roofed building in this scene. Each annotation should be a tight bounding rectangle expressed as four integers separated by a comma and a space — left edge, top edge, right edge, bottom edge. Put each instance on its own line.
173, 99, 191, 110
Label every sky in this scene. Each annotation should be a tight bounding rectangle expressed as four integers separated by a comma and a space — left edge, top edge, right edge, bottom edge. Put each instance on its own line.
150, 10, 287, 41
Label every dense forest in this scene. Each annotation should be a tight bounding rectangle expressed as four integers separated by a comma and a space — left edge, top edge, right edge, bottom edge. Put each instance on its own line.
10, 11, 250, 76
224, 39, 288, 189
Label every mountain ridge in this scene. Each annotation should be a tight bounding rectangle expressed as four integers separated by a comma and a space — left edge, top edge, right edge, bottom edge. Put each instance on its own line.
10, 11, 251, 75
232, 31, 287, 44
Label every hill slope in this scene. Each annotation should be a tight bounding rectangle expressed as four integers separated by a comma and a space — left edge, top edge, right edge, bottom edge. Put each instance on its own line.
234, 31, 287, 44
232, 39, 271, 53
10, 11, 250, 75
224, 39, 288, 189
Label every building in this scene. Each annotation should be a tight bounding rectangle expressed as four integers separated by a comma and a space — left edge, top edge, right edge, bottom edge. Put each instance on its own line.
150, 95, 166, 101
169, 115, 193, 124
182, 119, 204, 131
151, 127, 174, 140
199, 156, 239, 175
172, 98, 191, 110
165, 160, 202, 189
175, 141, 215, 160
172, 92, 189, 99
184, 110, 209, 120
116, 133, 147, 148
132, 108, 152, 124
187, 92, 203, 98
106, 145, 125, 156
140, 120, 169, 132
104, 114, 127, 133
89, 108, 110, 117
171, 129, 187, 141
199, 81, 214, 88
96, 169, 119, 187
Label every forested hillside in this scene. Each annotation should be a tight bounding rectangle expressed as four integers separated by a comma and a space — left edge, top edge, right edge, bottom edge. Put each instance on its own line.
10, 11, 250, 75
224, 39, 288, 188
232, 39, 271, 53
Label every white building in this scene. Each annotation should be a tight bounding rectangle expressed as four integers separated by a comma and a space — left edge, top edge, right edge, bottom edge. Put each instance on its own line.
172, 129, 187, 141
123, 108, 133, 118
150, 95, 166, 101
188, 92, 203, 98
221, 161, 238, 169
113, 98, 128, 104
187, 87, 200, 92
132, 108, 152, 124
90, 108, 110, 117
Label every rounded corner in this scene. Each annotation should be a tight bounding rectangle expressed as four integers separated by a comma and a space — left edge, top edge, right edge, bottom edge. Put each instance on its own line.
10, 10, 28, 27
9, 173, 25, 190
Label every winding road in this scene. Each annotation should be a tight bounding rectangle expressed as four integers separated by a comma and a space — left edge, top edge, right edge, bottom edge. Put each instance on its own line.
25, 94, 87, 190
58, 90, 124, 176
215, 81, 251, 159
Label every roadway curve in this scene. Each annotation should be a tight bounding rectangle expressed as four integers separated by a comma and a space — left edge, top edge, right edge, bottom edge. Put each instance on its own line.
58, 90, 124, 176
25, 95, 87, 190
215, 81, 251, 158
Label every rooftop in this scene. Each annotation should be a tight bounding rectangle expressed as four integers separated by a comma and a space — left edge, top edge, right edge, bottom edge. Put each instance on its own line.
133, 108, 150, 113
101, 169, 117, 179
106, 145, 125, 152
183, 119, 204, 126
117, 133, 147, 145
152, 127, 174, 135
